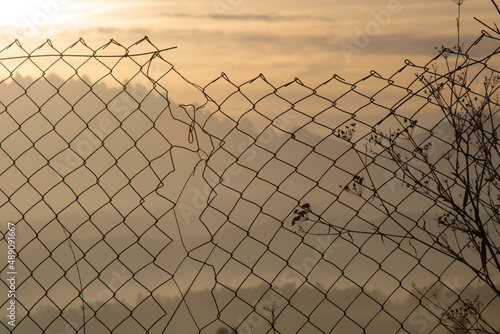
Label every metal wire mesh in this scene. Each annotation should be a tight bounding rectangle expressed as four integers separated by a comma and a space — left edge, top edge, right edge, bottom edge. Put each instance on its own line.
0, 33, 499, 334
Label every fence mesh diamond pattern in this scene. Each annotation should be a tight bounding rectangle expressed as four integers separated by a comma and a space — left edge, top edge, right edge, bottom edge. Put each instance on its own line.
0, 33, 499, 333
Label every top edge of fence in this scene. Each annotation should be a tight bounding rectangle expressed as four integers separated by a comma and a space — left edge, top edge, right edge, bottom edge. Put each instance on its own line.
0, 32, 497, 91
0, 36, 178, 60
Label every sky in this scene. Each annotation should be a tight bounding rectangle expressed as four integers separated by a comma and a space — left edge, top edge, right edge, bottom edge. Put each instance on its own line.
0, 0, 498, 86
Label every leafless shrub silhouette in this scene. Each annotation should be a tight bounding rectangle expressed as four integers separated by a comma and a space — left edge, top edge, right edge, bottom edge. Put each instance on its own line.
293, 1, 500, 333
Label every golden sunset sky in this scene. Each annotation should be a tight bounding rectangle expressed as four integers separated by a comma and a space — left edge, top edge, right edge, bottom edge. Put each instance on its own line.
2, 3, 500, 332
0, 0, 497, 85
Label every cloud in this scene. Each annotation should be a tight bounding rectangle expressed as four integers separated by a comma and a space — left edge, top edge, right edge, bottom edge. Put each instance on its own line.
152, 11, 336, 23
341, 31, 493, 57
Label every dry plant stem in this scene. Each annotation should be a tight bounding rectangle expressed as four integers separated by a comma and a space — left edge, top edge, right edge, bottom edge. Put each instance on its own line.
293, 2, 500, 332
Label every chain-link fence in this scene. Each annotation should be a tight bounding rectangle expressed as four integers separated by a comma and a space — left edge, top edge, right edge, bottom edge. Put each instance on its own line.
0, 31, 499, 334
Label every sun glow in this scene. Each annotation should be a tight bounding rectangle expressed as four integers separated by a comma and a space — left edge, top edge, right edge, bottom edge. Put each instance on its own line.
0, 0, 67, 28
